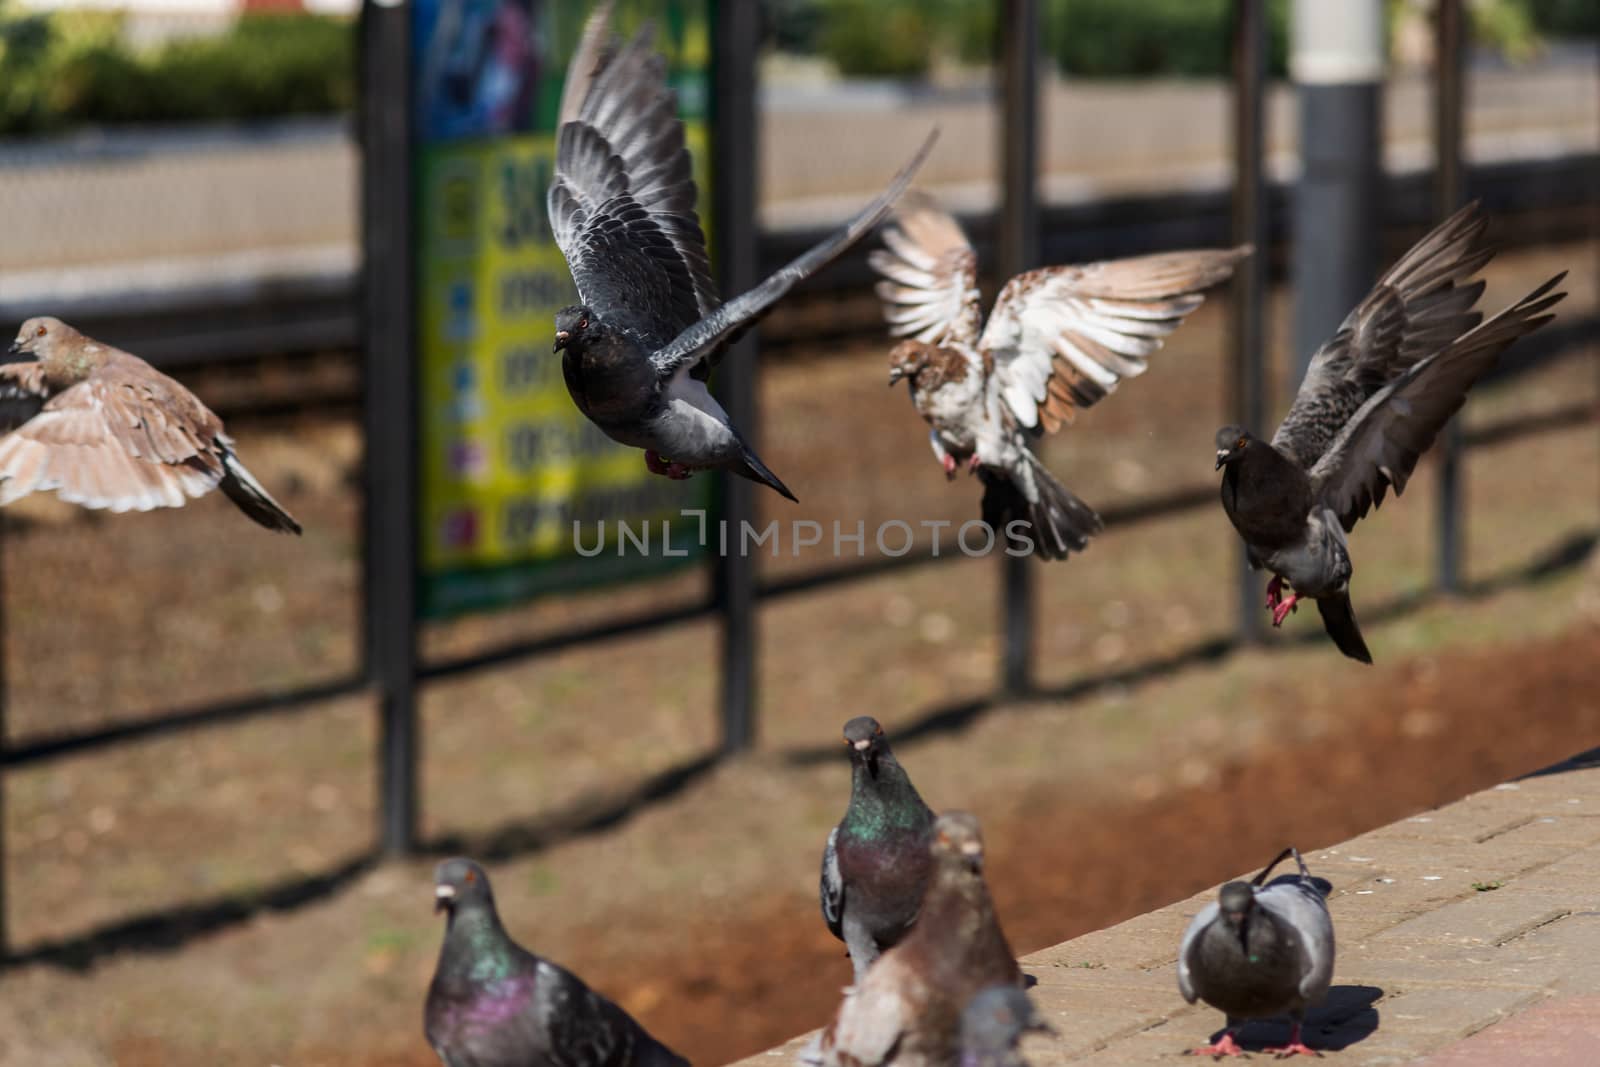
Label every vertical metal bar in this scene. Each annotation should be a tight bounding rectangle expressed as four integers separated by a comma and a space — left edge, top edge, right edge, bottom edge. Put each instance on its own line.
711, 0, 760, 753
360, 0, 420, 853
0, 517, 8, 957
1434, 0, 1466, 593
998, 0, 1039, 697
1231, 0, 1268, 643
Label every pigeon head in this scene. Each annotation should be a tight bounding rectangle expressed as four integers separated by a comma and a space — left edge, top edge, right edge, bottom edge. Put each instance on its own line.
552, 305, 596, 353
7, 316, 79, 368
842, 715, 890, 774
887, 340, 936, 386
932, 811, 985, 874
434, 857, 495, 916
961, 986, 1053, 1054
1217, 880, 1256, 950
1214, 426, 1254, 470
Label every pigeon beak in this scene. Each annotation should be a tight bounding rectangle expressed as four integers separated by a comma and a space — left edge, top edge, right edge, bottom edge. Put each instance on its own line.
961, 841, 983, 873
552, 330, 570, 353
887, 366, 905, 386
2, 340, 32, 363
852, 738, 872, 751
434, 885, 456, 913
1215, 449, 1230, 471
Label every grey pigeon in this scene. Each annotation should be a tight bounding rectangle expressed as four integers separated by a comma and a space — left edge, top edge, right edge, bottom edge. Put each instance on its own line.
0, 317, 300, 533
547, 2, 936, 501
425, 858, 689, 1067
959, 986, 1053, 1067
872, 191, 1246, 559
820, 716, 937, 983
1177, 847, 1334, 1059
801, 812, 1024, 1067
1215, 202, 1566, 662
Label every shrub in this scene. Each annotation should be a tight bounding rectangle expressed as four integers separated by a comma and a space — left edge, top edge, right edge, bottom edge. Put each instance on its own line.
815, 0, 935, 79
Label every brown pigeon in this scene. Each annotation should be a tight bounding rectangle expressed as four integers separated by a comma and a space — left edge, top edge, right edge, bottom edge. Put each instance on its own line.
1215, 202, 1566, 662
801, 812, 1024, 1067
0, 317, 300, 533
872, 191, 1246, 560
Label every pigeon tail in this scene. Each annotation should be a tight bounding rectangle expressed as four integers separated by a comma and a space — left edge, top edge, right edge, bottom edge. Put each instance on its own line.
730, 444, 797, 503
981, 456, 1101, 562
219, 449, 302, 534
1316, 593, 1371, 664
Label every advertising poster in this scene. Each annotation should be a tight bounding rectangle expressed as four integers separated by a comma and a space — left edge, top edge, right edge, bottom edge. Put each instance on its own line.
411, 0, 715, 618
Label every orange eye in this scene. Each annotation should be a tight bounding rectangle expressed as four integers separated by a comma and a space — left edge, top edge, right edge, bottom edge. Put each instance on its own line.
464, 870, 477, 885
1236, 436, 1247, 450
35, 326, 46, 337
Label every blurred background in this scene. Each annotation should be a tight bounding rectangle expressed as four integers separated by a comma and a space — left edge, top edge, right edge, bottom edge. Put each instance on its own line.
0, 0, 1595, 1064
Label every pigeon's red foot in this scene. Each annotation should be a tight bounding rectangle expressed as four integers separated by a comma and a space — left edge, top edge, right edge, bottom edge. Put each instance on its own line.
1264, 1025, 1320, 1058
664, 461, 692, 480
942, 453, 958, 480
967, 454, 981, 475
1266, 574, 1285, 610
645, 451, 693, 481
1188, 1032, 1245, 1058
1270, 593, 1301, 627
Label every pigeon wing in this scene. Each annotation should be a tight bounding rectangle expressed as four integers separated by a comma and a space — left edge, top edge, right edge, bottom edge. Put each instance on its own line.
820, 826, 845, 941
813, 959, 916, 1067
649, 129, 939, 376
1255, 879, 1335, 1005
549, 13, 717, 353
1308, 273, 1565, 533
869, 191, 984, 347
978, 247, 1248, 436
1176, 901, 1219, 1004
1272, 201, 1492, 470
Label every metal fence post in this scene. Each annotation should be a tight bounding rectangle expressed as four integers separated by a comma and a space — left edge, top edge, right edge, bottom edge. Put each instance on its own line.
1434, 0, 1466, 593
1231, 0, 1269, 643
360, 0, 420, 853
998, 0, 1039, 696
0, 519, 8, 956
711, 0, 760, 753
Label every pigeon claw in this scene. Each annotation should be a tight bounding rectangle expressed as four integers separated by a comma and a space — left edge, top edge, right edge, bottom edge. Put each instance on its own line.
1266, 574, 1285, 610
645, 450, 694, 481
941, 453, 958, 480
1270, 592, 1301, 628
1266, 1042, 1321, 1059
967, 454, 981, 476
1188, 1032, 1246, 1058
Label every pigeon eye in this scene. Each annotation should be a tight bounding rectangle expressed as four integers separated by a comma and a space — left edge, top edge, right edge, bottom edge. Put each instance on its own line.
464, 870, 477, 885
577, 317, 588, 330
35, 326, 46, 337
1235, 436, 1247, 450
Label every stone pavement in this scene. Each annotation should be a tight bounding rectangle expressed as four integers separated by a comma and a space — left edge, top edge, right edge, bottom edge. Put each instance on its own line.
735, 750, 1600, 1066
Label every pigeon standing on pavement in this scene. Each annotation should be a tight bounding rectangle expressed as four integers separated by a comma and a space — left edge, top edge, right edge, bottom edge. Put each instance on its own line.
0, 317, 301, 533
547, 2, 937, 501
802, 812, 1024, 1067
1215, 202, 1566, 662
1177, 847, 1335, 1059
959, 986, 1053, 1067
820, 716, 937, 983
871, 191, 1247, 559
426, 857, 689, 1067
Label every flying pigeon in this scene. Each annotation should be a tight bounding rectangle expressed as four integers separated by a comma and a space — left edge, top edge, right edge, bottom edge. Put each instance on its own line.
820, 716, 937, 984
548, 2, 937, 502
959, 986, 1053, 1067
871, 191, 1247, 559
1215, 202, 1566, 662
801, 812, 1024, 1067
426, 858, 690, 1067
0, 316, 301, 533
1177, 847, 1335, 1059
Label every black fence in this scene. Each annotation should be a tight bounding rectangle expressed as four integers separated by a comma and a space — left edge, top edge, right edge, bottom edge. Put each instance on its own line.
0, 0, 1595, 960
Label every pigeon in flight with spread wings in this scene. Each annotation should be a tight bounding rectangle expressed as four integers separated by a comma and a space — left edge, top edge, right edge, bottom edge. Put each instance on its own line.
547, 2, 937, 502
872, 192, 1247, 559
1215, 202, 1566, 663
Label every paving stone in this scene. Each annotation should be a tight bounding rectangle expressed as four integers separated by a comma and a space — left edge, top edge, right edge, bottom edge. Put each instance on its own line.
1412, 994, 1600, 1066
1371, 985, 1546, 1039
1371, 889, 1577, 948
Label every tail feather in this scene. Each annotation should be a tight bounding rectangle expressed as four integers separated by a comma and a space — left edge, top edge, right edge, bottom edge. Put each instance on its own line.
730, 445, 797, 503
219, 450, 302, 535
980, 457, 1101, 561
1316, 593, 1372, 664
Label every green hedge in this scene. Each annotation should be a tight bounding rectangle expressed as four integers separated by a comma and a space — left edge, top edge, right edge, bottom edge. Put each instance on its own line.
0, 10, 353, 135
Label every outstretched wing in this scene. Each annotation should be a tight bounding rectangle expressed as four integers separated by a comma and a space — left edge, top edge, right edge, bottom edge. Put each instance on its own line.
1309, 273, 1565, 532
978, 247, 1248, 435
1272, 201, 1492, 470
868, 191, 983, 347
647, 129, 939, 376
547, 8, 717, 352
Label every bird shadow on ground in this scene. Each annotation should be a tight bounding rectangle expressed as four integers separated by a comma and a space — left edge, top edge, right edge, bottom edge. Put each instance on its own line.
1222, 984, 1384, 1054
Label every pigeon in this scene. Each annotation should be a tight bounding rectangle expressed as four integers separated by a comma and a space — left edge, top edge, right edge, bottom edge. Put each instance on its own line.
820, 716, 937, 983
801, 812, 1024, 1067
0, 317, 301, 533
547, 2, 937, 502
1177, 847, 1335, 1059
959, 986, 1053, 1067
1215, 202, 1566, 662
871, 191, 1247, 559
426, 857, 690, 1067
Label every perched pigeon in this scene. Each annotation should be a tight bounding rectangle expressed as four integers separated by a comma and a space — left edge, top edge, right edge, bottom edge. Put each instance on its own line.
547, 2, 936, 501
0, 317, 300, 533
426, 857, 689, 1067
802, 812, 1024, 1067
959, 986, 1053, 1067
872, 191, 1246, 559
1215, 202, 1566, 662
1177, 847, 1335, 1059
820, 716, 937, 983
